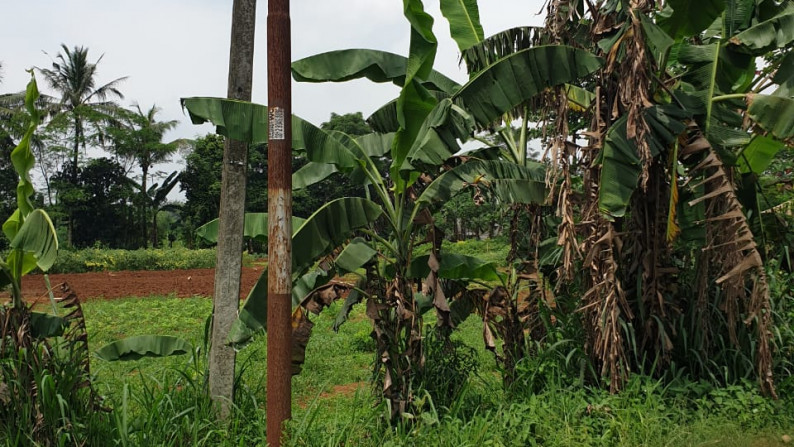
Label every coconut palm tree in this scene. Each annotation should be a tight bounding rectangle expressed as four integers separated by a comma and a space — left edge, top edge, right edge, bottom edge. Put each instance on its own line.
38, 44, 127, 182
38, 45, 127, 245
108, 104, 179, 247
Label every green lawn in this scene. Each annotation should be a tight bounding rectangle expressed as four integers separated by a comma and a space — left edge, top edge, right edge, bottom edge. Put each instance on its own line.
81, 292, 794, 446
69, 236, 794, 445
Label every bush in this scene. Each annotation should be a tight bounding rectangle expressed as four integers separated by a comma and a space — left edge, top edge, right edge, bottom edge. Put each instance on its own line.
414, 329, 480, 413
47, 248, 254, 273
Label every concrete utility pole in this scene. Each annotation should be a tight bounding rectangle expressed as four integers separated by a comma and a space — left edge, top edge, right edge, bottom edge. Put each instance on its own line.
266, 0, 292, 445
209, 0, 257, 420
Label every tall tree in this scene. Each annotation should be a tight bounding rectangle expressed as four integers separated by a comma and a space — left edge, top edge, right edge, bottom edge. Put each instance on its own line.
38, 44, 127, 245
109, 104, 179, 247
51, 158, 134, 248
209, 0, 257, 419
38, 45, 127, 181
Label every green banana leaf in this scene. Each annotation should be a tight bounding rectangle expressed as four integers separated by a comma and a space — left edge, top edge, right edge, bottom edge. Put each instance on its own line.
293, 162, 339, 190
335, 237, 377, 274
195, 213, 306, 244
748, 94, 794, 140
182, 97, 353, 160
95, 335, 192, 361
460, 26, 545, 74
367, 98, 401, 133
408, 253, 503, 282
181, 97, 269, 144
453, 45, 603, 127
366, 89, 452, 133
30, 312, 68, 338
728, 11, 794, 55
403, 98, 475, 169
737, 135, 785, 174
439, 0, 484, 52
292, 197, 382, 275
417, 159, 546, 210
292, 132, 394, 191
8, 73, 40, 225
598, 116, 638, 219
598, 105, 689, 219
228, 197, 383, 344
657, 0, 725, 38
291, 49, 460, 94
7, 209, 59, 278
565, 84, 595, 112
639, 14, 674, 66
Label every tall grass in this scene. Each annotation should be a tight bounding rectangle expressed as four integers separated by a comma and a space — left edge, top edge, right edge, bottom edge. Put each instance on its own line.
3, 279, 789, 445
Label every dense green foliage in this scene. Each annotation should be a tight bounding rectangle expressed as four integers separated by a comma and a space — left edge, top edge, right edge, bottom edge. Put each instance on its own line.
51, 158, 134, 248
48, 247, 249, 273
28, 286, 789, 445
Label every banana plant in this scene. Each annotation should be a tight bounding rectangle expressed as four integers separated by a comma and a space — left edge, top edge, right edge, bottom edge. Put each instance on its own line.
533, 0, 792, 394
0, 73, 60, 334
180, 94, 548, 415
180, 0, 601, 416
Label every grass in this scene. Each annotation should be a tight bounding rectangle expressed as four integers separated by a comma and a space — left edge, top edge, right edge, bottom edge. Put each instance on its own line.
4, 238, 788, 445
76, 291, 794, 446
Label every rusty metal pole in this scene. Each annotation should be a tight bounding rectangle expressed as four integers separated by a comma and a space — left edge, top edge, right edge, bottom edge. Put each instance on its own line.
266, 0, 292, 445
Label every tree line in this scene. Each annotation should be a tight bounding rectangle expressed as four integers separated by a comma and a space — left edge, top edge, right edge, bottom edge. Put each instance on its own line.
0, 50, 375, 251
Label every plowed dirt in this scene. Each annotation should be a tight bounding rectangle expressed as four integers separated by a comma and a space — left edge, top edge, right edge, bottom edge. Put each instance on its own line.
14, 267, 265, 301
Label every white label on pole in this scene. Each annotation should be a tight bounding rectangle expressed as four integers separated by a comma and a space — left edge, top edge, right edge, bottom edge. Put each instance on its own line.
269, 107, 285, 140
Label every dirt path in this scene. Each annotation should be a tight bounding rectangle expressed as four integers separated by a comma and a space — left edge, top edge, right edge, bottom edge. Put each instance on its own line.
14, 267, 265, 301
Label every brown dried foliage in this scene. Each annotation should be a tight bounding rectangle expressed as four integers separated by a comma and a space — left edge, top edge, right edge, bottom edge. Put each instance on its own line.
681, 129, 776, 397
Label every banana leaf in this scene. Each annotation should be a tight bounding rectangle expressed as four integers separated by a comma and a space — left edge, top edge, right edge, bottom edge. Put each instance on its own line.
417, 159, 546, 210
439, 0, 484, 52
598, 105, 689, 219
195, 213, 306, 244
728, 11, 794, 55
737, 135, 786, 174
367, 90, 451, 133
95, 335, 192, 361
181, 97, 270, 144
228, 197, 383, 344
453, 45, 603, 127
30, 312, 68, 338
407, 253, 503, 282
182, 97, 354, 161
403, 98, 475, 169
772, 52, 794, 98
291, 49, 459, 94
7, 209, 59, 278
293, 162, 339, 190
747, 94, 794, 140
335, 237, 377, 274
657, 0, 725, 38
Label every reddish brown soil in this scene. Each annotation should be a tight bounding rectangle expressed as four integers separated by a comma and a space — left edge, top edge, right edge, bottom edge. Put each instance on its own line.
298, 381, 368, 408
12, 267, 265, 302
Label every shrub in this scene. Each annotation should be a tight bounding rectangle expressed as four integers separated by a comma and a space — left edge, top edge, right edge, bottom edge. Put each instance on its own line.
47, 248, 254, 273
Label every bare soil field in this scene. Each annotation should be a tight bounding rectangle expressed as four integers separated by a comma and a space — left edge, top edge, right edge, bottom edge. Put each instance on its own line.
14, 267, 264, 301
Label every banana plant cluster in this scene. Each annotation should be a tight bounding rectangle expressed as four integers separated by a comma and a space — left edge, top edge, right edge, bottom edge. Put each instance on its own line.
528, 0, 794, 394
179, 0, 602, 417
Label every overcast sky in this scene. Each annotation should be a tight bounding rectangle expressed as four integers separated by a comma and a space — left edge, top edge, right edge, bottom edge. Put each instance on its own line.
1, 0, 545, 196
